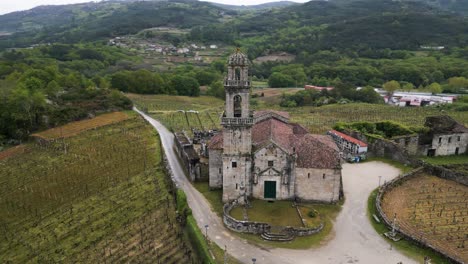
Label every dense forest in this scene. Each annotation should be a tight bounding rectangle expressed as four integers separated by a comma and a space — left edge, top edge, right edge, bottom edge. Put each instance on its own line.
1, 0, 468, 144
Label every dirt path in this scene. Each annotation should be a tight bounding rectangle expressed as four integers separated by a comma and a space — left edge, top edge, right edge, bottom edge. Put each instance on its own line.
136, 108, 417, 264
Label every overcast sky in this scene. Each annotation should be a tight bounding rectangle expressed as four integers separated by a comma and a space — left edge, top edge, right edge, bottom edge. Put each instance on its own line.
0, 0, 309, 15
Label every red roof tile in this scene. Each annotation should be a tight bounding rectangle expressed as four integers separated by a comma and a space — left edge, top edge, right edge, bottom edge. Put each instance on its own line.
208, 111, 341, 169
207, 133, 223, 149
329, 130, 368, 147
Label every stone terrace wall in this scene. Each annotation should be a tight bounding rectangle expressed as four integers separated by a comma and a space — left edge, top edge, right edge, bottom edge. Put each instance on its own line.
223, 200, 324, 237
375, 167, 464, 264
283, 224, 323, 237
423, 163, 468, 186
223, 201, 271, 234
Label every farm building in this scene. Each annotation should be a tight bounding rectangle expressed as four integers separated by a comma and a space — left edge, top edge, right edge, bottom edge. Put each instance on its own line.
208, 50, 342, 204
419, 116, 468, 156
327, 130, 368, 155
174, 132, 201, 181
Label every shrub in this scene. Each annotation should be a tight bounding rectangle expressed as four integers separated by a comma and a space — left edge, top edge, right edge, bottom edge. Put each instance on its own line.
308, 210, 317, 218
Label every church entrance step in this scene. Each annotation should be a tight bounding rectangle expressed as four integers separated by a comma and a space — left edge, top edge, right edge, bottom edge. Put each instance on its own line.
261, 232, 294, 241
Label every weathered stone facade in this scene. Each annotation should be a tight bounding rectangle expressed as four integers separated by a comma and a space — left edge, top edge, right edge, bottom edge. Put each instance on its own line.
295, 168, 342, 203
208, 50, 342, 204
427, 133, 468, 156
422, 115, 468, 157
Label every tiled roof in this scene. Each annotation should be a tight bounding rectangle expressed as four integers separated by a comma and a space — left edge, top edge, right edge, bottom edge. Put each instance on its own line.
328, 130, 368, 147
252, 118, 294, 152
291, 134, 341, 169
208, 110, 341, 169
253, 110, 290, 120
207, 133, 223, 149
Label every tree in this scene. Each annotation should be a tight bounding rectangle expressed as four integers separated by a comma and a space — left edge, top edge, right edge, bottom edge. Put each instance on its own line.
447, 77, 468, 93
268, 72, 295, 88
402, 82, 414, 92
383, 80, 400, 98
195, 70, 219, 86
207, 81, 224, 99
427, 82, 442, 94
170, 75, 200, 96
355, 86, 384, 104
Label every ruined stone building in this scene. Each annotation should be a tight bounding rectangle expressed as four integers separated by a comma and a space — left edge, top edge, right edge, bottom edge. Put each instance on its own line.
419, 115, 468, 156
208, 50, 342, 204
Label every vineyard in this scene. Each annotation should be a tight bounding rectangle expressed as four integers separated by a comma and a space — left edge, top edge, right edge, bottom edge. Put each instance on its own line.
31, 112, 130, 140
287, 103, 468, 134
0, 116, 198, 263
381, 173, 468, 262
129, 94, 223, 135
128, 93, 467, 135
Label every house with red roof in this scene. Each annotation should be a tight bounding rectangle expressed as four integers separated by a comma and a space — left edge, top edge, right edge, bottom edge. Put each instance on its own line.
327, 130, 368, 155
207, 51, 342, 204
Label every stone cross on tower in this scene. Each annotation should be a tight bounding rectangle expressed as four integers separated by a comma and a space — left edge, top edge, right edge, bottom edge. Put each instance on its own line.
221, 49, 253, 203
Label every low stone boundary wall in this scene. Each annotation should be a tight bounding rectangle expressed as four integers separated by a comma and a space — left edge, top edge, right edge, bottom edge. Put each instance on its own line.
223, 201, 271, 234
375, 167, 463, 264
423, 163, 468, 186
223, 200, 324, 238
283, 224, 323, 237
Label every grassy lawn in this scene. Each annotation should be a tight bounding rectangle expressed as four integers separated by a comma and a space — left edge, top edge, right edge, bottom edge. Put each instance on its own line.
421, 154, 468, 165
365, 157, 414, 174
232, 201, 342, 250
367, 189, 452, 264
231, 199, 303, 227
193, 182, 224, 217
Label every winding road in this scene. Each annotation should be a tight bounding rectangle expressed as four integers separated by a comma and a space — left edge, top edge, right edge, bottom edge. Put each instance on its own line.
135, 108, 417, 264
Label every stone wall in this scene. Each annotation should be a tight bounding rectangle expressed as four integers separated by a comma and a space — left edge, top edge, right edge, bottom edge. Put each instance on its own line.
223, 201, 271, 234
283, 224, 323, 237
222, 200, 324, 237
375, 167, 464, 264
430, 133, 468, 156
392, 135, 419, 156
295, 168, 341, 203
208, 149, 223, 189
423, 163, 468, 186
174, 132, 200, 181
222, 155, 251, 203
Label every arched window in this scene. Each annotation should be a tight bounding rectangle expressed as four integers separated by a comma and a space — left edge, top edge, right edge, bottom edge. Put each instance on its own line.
234, 95, 242, 117
235, 67, 241, 80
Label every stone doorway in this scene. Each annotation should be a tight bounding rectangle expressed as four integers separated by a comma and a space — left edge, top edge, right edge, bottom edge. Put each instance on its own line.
427, 149, 436, 157
264, 181, 276, 199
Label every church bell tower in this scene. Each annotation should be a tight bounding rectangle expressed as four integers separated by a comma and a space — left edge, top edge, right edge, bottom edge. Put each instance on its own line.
221, 49, 253, 203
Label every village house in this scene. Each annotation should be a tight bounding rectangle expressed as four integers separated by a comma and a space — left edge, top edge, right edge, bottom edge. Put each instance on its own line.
327, 130, 368, 155
208, 51, 342, 204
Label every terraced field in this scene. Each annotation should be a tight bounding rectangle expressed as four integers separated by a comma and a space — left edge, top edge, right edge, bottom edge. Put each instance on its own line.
0, 115, 197, 263
31, 112, 129, 140
381, 173, 468, 263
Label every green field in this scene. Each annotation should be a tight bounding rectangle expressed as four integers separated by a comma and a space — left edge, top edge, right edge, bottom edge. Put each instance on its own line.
127, 94, 467, 135
0, 115, 198, 263
421, 154, 468, 165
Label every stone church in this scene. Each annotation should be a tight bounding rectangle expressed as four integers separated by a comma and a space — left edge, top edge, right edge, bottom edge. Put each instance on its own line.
208, 50, 342, 204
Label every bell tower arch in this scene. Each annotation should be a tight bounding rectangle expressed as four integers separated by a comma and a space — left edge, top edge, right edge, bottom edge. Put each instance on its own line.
221, 49, 253, 203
